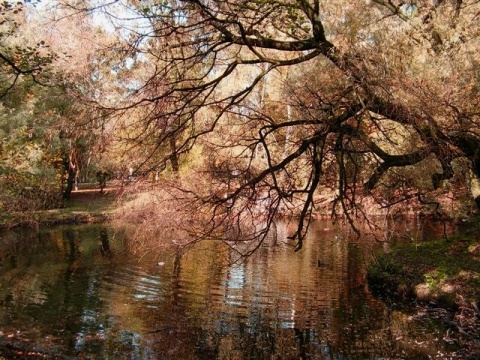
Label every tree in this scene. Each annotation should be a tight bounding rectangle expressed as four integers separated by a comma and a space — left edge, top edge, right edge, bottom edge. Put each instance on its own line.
0, 0, 118, 210
62, 0, 480, 251
0, 80, 64, 212
26, 1, 125, 198
0, 1, 57, 97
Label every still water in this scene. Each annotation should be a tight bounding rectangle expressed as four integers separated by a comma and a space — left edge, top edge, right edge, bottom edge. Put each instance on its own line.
0, 222, 452, 359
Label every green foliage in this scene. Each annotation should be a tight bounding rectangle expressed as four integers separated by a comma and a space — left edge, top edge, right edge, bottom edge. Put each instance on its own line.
0, 0, 58, 98
0, 166, 62, 211
0, 79, 74, 211
367, 254, 414, 298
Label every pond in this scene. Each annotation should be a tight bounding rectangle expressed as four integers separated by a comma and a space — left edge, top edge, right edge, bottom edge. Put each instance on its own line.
0, 221, 456, 359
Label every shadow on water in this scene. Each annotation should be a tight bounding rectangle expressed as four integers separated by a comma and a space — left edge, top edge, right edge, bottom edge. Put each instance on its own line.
0, 221, 459, 359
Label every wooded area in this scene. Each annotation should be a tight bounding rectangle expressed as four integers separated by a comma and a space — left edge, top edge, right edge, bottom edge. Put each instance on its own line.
1, 0, 479, 250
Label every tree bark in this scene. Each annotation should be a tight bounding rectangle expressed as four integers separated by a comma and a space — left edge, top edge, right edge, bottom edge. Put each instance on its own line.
170, 136, 179, 172
63, 166, 76, 200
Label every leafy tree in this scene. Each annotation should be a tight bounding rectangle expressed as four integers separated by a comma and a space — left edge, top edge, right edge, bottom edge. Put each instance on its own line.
0, 1, 57, 97
60, 0, 480, 251
0, 1, 70, 212
0, 1, 117, 211
0, 80, 63, 211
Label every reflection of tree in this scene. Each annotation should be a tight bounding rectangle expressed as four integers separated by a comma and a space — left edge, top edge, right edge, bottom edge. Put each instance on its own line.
167, 220, 443, 358
99, 227, 111, 256
0, 223, 453, 358
157, 222, 348, 357
139, 243, 226, 358
0, 226, 118, 357
171, 249, 181, 306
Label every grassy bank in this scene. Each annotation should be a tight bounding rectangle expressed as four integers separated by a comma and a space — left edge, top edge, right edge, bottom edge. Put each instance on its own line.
367, 220, 480, 357
0, 187, 118, 229
368, 235, 480, 308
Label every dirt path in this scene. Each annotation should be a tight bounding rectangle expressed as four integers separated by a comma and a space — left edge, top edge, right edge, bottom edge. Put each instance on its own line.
67, 186, 121, 211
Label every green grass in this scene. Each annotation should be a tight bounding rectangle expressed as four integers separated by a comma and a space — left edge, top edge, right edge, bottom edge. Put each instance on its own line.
64, 188, 118, 212
0, 187, 120, 229
368, 224, 480, 307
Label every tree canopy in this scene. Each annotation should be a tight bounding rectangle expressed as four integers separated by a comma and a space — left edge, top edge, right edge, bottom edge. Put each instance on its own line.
82, 0, 480, 250
1, 0, 480, 251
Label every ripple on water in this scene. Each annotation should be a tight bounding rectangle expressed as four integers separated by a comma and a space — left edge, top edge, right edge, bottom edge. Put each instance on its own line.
101, 265, 167, 305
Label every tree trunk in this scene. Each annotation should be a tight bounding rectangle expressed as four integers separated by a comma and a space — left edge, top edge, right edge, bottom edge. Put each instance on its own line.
170, 136, 179, 172
469, 168, 480, 210
62, 152, 78, 200
63, 167, 75, 200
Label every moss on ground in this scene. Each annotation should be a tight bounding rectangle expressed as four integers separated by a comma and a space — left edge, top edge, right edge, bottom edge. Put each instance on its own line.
367, 219, 480, 357
368, 230, 480, 308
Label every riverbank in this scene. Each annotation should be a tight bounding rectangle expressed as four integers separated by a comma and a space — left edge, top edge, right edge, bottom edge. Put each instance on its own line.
0, 187, 118, 229
367, 220, 480, 358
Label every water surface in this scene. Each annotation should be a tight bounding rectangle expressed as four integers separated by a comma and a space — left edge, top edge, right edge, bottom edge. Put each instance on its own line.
0, 222, 454, 359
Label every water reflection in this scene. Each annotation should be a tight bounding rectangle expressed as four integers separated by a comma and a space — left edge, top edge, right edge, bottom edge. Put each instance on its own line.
0, 222, 453, 359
